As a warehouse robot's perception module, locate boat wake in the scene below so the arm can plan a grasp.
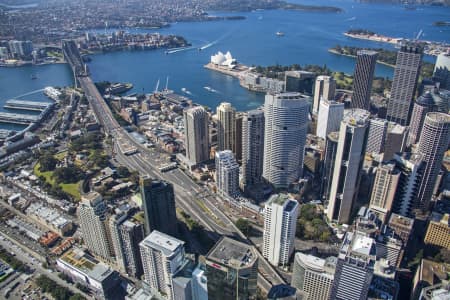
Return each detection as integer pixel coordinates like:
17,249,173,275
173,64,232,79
12,88,45,99
204,86,220,94
165,47,193,54
181,88,193,95
346,16,356,21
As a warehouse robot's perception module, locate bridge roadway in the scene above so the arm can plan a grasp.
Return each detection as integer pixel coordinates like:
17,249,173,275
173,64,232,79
69,50,286,291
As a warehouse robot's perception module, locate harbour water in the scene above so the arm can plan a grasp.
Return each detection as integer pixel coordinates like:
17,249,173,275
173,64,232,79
0,0,449,118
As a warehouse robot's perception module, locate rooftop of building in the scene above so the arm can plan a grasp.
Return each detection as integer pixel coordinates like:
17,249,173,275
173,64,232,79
343,109,370,126
140,230,184,256
207,237,257,269
426,112,450,124
81,191,102,204
418,259,450,286
357,49,378,56
389,213,414,229
387,122,406,134
394,152,423,165
58,248,114,282
417,91,436,106
267,194,298,212
340,232,376,261
295,252,336,275
374,258,396,280
430,212,450,226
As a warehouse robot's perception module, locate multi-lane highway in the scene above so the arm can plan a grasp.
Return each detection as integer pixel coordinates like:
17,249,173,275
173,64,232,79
64,43,286,291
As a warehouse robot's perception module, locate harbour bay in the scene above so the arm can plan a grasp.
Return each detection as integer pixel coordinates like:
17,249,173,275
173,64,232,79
0,0,449,118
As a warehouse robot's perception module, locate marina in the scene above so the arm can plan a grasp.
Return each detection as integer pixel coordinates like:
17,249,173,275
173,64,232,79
4,99,52,112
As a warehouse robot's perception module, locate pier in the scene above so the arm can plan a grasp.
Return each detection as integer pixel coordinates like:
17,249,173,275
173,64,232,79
0,112,40,125
4,99,52,112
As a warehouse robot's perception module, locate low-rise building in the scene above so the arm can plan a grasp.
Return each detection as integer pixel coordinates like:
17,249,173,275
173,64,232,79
56,248,123,299
25,202,73,236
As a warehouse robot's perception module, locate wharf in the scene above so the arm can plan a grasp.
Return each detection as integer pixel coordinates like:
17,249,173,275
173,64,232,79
4,99,52,112
0,112,40,125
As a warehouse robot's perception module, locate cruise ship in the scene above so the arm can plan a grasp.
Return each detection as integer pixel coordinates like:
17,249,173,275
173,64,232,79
44,87,62,101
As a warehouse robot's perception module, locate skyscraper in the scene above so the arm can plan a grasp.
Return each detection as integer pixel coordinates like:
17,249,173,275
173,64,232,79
263,92,310,189
78,192,114,261
215,150,240,198
386,43,423,126
383,122,408,161
140,176,177,236
234,112,244,162
184,106,209,165
351,50,378,110
216,102,236,152
313,75,336,115
416,112,450,210
139,231,185,300
205,237,258,300
109,214,144,278
407,92,436,146
262,194,299,266
241,109,265,192
433,52,450,89
391,153,424,217
320,132,339,202
369,163,400,223
316,99,344,139
366,118,388,154
327,109,370,224
330,232,375,300
291,253,336,300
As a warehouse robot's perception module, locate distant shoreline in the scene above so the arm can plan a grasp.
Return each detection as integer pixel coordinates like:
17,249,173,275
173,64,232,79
328,49,395,68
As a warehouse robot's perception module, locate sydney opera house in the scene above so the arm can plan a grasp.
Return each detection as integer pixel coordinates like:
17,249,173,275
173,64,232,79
210,51,237,69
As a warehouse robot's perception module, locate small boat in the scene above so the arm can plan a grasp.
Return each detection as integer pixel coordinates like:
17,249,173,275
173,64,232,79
276,31,285,37
31,74,37,80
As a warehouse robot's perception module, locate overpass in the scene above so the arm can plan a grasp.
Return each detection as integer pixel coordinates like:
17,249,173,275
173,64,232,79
62,40,287,291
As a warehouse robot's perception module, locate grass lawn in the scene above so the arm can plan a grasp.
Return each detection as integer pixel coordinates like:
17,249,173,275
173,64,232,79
33,162,81,201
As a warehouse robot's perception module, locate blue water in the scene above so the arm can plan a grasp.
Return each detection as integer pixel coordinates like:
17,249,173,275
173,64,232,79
0,0,449,117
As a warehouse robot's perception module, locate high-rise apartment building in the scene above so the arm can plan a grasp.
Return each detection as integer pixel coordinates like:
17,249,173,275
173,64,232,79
139,231,186,300
78,192,114,262
330,232,375,300
241,109,265,192
215,150,240,198
291,253,336,300
262,194,299,266
263,92,310,188
140,176,177,236
216,102,236,152
109,214,144,278
316,99,344,139
369,163,400,223
352,50,378,110
416,112,450,210
313,75,336,114
386,43,423,126
366,118,388,154
205,237,258,300
184,106,210,165
407,91,436,146
327,109,370,224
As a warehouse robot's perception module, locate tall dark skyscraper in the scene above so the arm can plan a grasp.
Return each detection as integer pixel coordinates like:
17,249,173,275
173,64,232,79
241,109,265,192
386,43,423,126
416,113,450,210
352,50,378,110
140,176,177,236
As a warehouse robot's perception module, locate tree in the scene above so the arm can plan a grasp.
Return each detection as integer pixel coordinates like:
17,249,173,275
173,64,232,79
39,152,57,172
235,218,251,236
116,166,130,178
